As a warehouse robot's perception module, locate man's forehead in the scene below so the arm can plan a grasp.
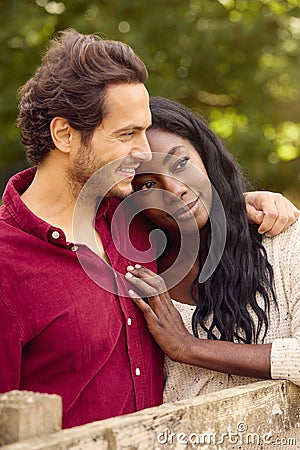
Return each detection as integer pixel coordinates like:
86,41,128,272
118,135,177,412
102,83,151,129
105,83,149,105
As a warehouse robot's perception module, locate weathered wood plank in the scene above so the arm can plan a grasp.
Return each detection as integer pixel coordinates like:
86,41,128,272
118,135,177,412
0,390,62,446
1,381,299,450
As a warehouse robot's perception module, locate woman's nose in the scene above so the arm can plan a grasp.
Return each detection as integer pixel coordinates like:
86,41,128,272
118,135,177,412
162,177,188,204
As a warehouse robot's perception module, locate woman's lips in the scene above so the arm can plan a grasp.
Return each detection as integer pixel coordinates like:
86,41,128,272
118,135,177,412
173,197,200,220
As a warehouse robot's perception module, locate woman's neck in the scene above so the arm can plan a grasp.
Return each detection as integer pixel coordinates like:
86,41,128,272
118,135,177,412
157,226,209,305
157,232,199,306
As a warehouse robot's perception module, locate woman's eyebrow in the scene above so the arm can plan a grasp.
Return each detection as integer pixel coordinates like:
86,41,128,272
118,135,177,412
163,145,185,164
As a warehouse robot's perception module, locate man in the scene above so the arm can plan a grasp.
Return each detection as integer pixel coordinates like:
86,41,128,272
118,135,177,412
0,29,297,429
0,29,163,429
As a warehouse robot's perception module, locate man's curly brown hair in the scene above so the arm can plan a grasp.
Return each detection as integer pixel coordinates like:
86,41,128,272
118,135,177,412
17,29,148,165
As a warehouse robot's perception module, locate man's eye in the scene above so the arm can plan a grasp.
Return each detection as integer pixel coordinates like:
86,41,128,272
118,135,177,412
174,157,189,170
120,132,134,141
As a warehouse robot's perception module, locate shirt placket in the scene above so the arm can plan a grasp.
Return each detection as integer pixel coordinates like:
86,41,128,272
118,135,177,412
96,207,150,410
117,282,147,410
104,249,147,410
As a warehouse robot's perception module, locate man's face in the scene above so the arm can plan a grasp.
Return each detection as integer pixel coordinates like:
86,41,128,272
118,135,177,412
68,83,152,199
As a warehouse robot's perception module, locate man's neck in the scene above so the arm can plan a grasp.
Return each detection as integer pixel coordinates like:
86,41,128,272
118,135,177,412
21,164,76,242
21,164,109,262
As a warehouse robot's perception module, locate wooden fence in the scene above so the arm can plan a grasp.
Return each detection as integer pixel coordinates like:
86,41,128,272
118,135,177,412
1,380,299,449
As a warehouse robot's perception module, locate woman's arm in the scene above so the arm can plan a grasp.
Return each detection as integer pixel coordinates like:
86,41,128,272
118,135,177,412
126,265,271,379
244,191,299,236
126,219,300,384
182,336,271,379
269,220,300,385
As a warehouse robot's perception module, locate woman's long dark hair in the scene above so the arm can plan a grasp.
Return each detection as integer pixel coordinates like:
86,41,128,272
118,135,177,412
149,96,277,344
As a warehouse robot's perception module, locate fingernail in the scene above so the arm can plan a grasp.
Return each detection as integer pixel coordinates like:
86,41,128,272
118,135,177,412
127,265,135,271
135,264,142,269
125,272,133,278
128,289,137,297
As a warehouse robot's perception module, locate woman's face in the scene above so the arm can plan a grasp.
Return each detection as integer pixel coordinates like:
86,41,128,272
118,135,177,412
132,128,211,232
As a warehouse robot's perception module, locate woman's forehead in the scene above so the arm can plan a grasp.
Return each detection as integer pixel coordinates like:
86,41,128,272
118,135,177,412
146,128,188,152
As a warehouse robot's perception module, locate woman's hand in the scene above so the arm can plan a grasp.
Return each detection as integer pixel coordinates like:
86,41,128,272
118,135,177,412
125,265,196,363
244,191,299,237
125,265,271,378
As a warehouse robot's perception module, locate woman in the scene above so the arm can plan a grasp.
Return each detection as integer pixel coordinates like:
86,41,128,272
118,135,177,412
125,96,300,402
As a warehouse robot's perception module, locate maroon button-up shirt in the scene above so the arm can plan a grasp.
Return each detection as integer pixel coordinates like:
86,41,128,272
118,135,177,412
0,168,163,428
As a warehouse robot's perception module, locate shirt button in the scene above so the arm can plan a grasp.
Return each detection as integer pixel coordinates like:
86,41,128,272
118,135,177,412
71,245,78,252
52,230,60,239
135,368,141,376
127,318,132,326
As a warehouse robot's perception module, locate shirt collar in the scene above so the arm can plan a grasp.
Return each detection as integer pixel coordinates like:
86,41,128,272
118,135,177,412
2,167,55,242
3,167,120,245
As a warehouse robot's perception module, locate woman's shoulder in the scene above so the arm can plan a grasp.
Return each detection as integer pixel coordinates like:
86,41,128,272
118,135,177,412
262,217,300,258
263,217,300,243
170,299,196,334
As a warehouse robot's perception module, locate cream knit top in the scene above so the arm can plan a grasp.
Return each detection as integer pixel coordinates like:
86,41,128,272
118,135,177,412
163,219,300,403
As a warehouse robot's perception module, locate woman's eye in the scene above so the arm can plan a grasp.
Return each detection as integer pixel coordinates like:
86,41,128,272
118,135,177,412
133,180,156,191
140,181,156,190
174,157,189,170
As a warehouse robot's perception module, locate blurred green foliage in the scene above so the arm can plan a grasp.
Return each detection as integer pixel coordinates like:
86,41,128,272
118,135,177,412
0,0,299,204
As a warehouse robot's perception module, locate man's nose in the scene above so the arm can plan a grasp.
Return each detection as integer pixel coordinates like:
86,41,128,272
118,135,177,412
131,133,152,162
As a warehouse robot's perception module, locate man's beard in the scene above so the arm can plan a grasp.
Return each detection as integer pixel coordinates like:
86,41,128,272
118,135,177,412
66,144,133,202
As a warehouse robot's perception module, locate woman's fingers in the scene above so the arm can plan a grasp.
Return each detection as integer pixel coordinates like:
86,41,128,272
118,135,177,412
126,265,168,295
128,288,158,319
125,265,173,314
127,282,192,363
125,271,161,297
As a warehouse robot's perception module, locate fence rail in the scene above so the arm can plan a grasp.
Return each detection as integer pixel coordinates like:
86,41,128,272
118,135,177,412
1,380,300,449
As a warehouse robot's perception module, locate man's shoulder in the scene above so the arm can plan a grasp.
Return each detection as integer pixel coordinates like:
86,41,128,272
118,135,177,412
0,203,5,218
0,203,14,231
0,199,29,255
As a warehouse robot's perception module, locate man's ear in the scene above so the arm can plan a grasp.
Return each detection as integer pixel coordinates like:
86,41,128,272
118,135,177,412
50,117,77,154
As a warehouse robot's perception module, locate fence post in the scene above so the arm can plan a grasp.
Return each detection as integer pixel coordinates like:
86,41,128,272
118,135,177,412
0,390,62,446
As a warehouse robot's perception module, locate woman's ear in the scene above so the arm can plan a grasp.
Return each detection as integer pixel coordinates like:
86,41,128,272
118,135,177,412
50,117,76,154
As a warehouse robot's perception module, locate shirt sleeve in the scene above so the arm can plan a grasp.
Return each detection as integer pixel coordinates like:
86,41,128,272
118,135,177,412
271,219,300,385
0,290,23,392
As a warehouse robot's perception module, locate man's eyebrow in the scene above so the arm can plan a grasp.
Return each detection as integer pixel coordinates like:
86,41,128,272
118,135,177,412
163,146,185,164
114,124,148,134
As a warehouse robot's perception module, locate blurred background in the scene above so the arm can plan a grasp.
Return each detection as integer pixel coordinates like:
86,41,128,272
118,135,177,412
0,0,299,204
